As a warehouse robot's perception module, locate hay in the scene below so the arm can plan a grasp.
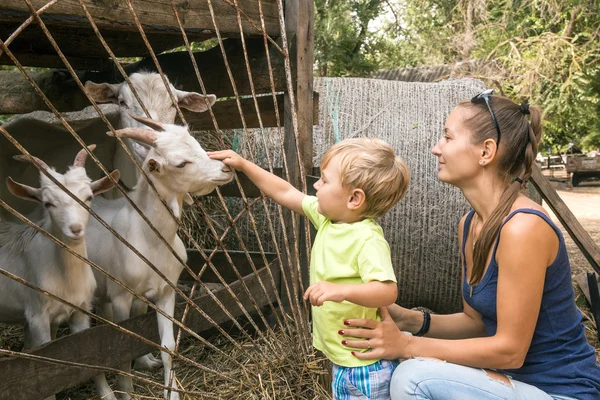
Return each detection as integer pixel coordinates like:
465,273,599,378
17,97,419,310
114,320,330,400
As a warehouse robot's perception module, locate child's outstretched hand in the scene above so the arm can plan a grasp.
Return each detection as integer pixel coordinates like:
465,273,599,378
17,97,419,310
207,150,247,171
304,281,346,306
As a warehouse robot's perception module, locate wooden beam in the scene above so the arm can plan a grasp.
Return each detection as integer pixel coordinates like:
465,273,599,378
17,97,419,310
0,39,286,114
0,22,216,65
0,257,280,400
0,52,114,71
0,0,280,37
280,0,315,305
530,165,600,275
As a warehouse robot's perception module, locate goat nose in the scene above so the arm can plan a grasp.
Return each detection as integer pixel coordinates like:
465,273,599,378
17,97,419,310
70,224,83,236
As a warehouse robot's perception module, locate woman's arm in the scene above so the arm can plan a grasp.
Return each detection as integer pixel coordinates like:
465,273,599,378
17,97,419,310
391,213,487,339
342,212,557,370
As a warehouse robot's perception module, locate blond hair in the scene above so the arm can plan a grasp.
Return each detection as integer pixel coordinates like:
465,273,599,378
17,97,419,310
321,138,410,219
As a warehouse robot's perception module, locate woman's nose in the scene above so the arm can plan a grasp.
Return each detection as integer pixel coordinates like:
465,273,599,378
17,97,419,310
432,141,441,156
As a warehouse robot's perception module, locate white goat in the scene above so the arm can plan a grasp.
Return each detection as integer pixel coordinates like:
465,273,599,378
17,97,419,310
85,71,217,190
85,115,232,400
0,147,120,400
86,71,218,371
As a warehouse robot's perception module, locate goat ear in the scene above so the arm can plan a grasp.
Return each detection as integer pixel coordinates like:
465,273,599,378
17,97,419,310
6,177,42,203
183,193,194,205
85,81,120,104
91,170,120,196
175,90,217,113
147,158,162,173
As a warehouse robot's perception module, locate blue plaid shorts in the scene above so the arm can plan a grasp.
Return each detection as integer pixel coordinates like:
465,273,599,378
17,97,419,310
332,360,399,400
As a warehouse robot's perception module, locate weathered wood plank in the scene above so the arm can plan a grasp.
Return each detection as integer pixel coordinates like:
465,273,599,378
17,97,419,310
0,22,215,66
530,165,600,275
0,39,285,114
279,0,315,308
0,258,280,400
0,52,112,71
0,0,280,37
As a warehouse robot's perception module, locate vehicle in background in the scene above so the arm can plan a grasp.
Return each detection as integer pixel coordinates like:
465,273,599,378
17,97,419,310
564,144,600,187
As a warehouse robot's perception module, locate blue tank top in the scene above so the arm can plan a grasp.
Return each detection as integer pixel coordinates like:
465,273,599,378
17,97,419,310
462,209,600,399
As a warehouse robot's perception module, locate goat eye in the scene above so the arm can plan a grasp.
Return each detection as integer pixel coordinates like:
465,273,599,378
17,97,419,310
44,202,54,208
176,162,188,168
118,100,127,108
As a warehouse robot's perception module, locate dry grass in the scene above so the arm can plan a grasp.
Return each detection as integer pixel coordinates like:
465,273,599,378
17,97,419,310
128,322,330,400
49,316,330,400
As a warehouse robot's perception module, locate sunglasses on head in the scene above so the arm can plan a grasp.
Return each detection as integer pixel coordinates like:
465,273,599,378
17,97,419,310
471,89,501,146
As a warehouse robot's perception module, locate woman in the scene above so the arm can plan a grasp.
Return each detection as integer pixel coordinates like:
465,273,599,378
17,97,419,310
339,90,600,399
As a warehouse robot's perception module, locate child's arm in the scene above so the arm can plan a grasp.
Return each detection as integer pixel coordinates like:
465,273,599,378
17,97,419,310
303,280,397,308
208,150,306,216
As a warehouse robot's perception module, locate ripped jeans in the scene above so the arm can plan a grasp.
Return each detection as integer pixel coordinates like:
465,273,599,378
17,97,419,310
390,358,578,400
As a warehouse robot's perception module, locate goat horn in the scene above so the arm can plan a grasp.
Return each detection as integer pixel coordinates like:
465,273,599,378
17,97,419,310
13,154,49,170
73,144,97,168
107,128,158,147
129,114,165,132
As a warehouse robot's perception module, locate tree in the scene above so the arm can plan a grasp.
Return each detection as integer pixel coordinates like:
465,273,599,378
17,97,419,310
314,0,600,152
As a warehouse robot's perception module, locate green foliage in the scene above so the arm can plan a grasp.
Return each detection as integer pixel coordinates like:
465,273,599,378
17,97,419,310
313,0,600,151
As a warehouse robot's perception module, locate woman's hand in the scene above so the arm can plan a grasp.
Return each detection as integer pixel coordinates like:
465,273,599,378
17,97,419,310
340,307,410,361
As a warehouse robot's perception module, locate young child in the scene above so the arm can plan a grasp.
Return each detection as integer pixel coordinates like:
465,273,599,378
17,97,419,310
208,138,410,400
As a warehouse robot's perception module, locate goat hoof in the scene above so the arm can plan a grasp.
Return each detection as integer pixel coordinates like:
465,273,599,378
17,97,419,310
133,354,163,371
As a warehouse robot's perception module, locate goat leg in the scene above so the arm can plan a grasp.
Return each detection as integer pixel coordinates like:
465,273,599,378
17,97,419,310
156,290,180,400
131,299,163,371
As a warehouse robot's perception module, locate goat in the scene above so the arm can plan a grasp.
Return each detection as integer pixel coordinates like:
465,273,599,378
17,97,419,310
85,71,217,189
85,115,232,400
0,147,120,400
86,71,217,371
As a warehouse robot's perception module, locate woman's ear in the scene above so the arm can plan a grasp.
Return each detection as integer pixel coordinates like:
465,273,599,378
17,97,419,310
347,188,366,211
479,138,498,166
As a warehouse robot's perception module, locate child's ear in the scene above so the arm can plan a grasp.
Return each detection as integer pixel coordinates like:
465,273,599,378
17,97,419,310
347,188,366,211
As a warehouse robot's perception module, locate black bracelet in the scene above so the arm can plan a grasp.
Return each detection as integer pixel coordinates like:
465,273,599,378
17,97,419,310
414,310,431,337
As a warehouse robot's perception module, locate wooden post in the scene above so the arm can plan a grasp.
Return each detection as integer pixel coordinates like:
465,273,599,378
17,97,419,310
281,0,314,307
530,165,600,275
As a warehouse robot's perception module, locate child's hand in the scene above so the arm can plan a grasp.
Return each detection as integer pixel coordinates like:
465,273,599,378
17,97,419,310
303,282,346,306
207,150,247,171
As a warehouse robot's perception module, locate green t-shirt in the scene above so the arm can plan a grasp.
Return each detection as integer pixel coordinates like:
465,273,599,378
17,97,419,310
302,195,397,367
